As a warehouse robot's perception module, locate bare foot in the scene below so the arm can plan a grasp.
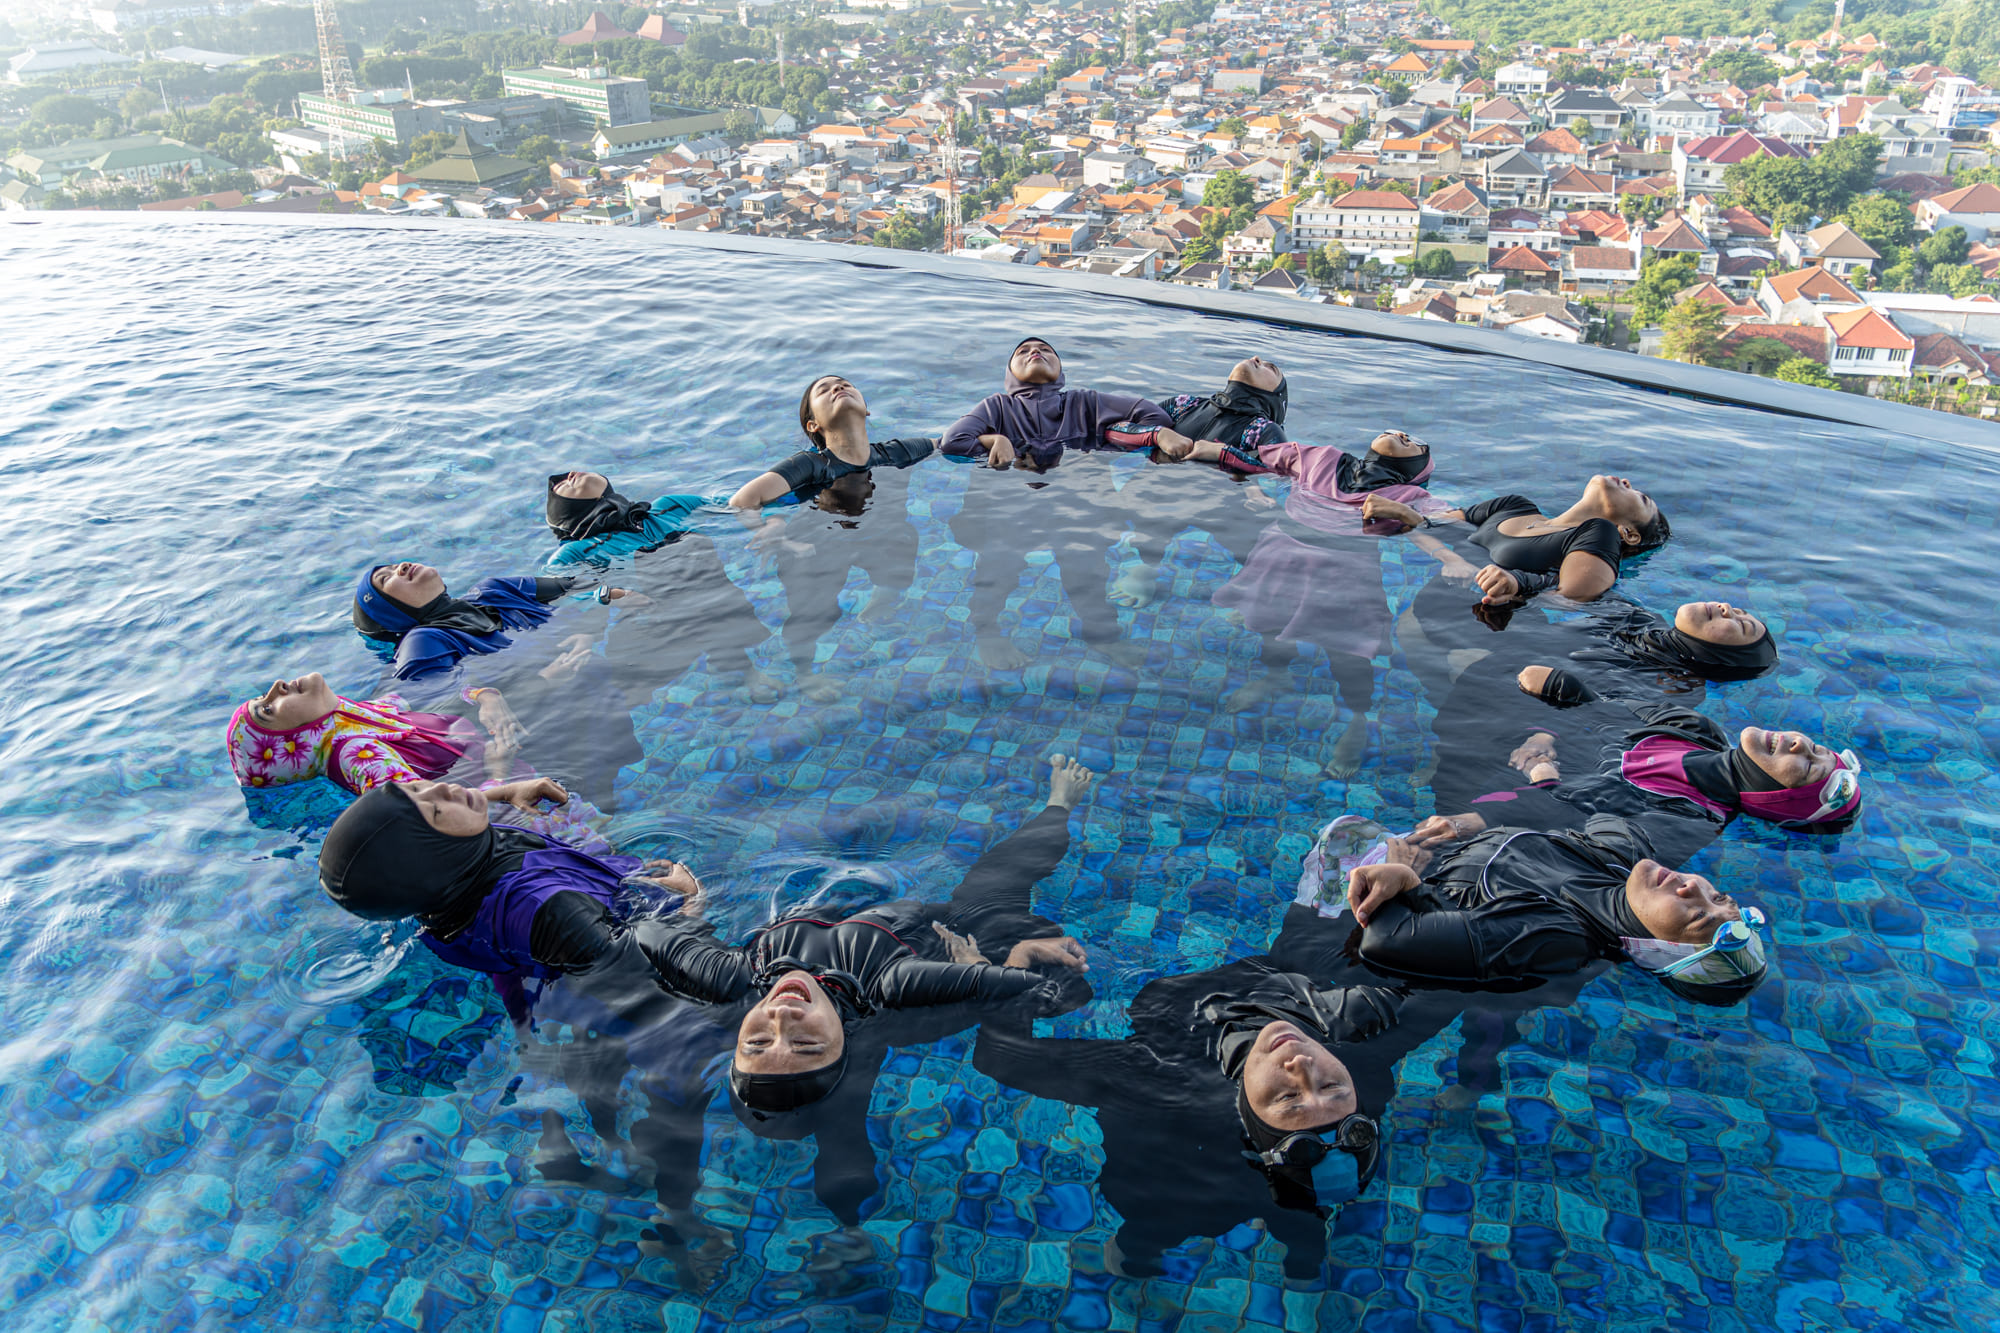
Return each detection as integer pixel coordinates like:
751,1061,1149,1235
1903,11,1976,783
1222,673,1281,714
1047,753,1098,810
1325,716,1369,778
977,634,1029,670
1108,564,1157,609
745,669,780,704
859,585,903,624
799,672,842,702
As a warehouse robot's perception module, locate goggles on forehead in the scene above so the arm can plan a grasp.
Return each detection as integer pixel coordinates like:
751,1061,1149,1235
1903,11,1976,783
1806,752,1862,823
1249,1112,1379,1206
1655,906,1767,983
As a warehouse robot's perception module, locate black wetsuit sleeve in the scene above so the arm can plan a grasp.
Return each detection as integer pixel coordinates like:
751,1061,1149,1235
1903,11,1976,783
1461,495,1538,528
1356,888,1597,983
1575,813,1659,866
1509,569,1561,598
767,449,827,494
873,957,1042,1008
533,577,580,602
1265,903,1356,982
1566,518,1624,570
527,891,624,972
1472,783,1584,832
877,437,938,468
620,917,758,1003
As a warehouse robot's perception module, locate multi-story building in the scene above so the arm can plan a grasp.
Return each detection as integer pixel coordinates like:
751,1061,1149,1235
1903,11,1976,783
5,133,234,185
501,66,652,127
88,0,248,34
298,91,446,146
1295,188,1419,247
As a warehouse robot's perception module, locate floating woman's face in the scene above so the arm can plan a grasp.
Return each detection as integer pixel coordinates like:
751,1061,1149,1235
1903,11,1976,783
395,780,490,837
246,672,338,729
1228,356,1284,391
736,970,846,1074
1675,600,1766,647
1368,429,1426,457
1238,1020,1358,1132
806,375,870,440
1581,474,1658,530
372,561,446,606
1624,859,1741,944
1737,726,1838,789
552,471,609,499
1009,340,1062,385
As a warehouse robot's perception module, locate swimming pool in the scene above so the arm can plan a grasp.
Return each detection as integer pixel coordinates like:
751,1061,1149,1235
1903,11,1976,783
2,216,1997,1331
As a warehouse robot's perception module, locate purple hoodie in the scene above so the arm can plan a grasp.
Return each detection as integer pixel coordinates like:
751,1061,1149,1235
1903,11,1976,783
941,343,1172,469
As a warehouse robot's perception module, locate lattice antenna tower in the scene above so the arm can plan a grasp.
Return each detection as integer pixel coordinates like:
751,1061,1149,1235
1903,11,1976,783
941,111,962,253
777,28,786,84
314,0,358,159
1124,0,1139,69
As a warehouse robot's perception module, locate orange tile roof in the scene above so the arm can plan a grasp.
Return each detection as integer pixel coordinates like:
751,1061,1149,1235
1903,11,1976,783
1826,306,1914,350
1765,267,1863,304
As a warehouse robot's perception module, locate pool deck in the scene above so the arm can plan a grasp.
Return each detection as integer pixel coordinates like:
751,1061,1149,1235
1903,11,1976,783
11,211,1997,449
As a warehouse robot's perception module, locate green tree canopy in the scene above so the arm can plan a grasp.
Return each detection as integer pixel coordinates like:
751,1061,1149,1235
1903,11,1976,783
1202,168,1255,212
29,94,101,135
1305,241,1347,283
1340,117,1370,150
1919,224,1971,268
1410,246,1458,278
1660,298,1726,365
1774,357,1841,389
1631,254,1699,327
1839,193,1916,250
1725,135,1880,225
1218,115,1248,138
1705,51,1779,88
1732,335,1801,372
1929,261,1991,297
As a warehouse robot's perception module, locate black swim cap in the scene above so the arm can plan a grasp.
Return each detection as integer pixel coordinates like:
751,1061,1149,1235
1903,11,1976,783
729,1049,850,1116
318,784,539,935
1236,1084,1382,1213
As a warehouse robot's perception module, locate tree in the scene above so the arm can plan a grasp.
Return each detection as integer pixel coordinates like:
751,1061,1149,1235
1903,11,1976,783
724,108,755,142
1305,241,1347,284
1202,168,1254,212
1181,235,1219,264
1218,115,1248,139
1706,52,1780,88
1814,134,1884,206
244,70,316,114
29,94,100,135
1733,335,1800,374
1725,135,1881,225
1660,298,1726,365
1919,224,1971,269
1631,254,1699,327
1340,118,1370,150
1840,193,1916,250
119,87,160,122
1569,116,1592,140
1411,246,1457,278
1929,262,1991,297
1774,358,1842,389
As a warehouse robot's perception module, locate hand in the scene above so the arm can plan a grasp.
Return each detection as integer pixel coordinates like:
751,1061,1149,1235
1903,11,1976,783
931,920,986,964
1383,836,1433,876
1152,426,1195,461
1362,495,1420,527
1516,665,1552,697
477,692,525,754
1242,486,1276,510
1438,555,1480,582
1346,863,1420,928
538,641,594,682
1474,565,1522,604
1411,812,1483,845
490,776,568,812
1004,935,1089,971
606,588,651,607
560,633,595,653
1509,732,1558,776
1526,760,1560,783
980,433,1017,470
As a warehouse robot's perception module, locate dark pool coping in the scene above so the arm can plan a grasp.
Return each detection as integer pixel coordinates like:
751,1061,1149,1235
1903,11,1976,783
13,210,1998,449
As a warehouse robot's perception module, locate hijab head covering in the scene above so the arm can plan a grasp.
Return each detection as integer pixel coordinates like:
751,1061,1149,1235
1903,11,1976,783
318,783,543,937
1621,908,1770,1007
225,693,467,794
545,474,653,542
1570,603,1778,684
1616,708,1862,832
1171,369,1291,449
1335,436,1435,495
351,567,556,677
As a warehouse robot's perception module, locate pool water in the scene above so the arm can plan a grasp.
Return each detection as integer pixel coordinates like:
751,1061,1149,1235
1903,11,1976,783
2,219,1998,1332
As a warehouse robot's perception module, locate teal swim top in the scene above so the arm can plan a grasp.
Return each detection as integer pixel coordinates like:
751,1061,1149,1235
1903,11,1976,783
544,493,715,568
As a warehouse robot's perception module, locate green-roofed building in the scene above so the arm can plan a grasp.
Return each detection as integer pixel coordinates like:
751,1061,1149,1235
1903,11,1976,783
406,130,536,190
589,112,731,159
6,134,235,187
502,64,652,126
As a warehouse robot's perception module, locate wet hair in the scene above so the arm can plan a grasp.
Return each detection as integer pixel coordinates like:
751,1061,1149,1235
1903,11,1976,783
799,375,841,450
1623,507,1672,557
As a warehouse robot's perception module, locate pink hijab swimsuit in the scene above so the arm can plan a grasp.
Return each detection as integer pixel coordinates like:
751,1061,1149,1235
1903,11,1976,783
226,694,472,794
1619,735,1861,824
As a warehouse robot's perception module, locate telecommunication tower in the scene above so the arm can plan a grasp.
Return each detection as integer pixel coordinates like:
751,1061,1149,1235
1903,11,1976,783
941,113,961,254
314,0,358,158
1124,0,1139,68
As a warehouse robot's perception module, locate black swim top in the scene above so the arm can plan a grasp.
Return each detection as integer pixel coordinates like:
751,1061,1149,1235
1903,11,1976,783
1464,495,1622,575
768,437,937,500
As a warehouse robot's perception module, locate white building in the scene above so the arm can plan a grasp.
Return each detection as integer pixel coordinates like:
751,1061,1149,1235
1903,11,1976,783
1494,63,1550,100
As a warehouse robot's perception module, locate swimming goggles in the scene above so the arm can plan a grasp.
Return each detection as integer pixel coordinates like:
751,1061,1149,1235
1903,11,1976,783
1251,1112,1380,1204
1805,752,1863,823
1655,906,1767,983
